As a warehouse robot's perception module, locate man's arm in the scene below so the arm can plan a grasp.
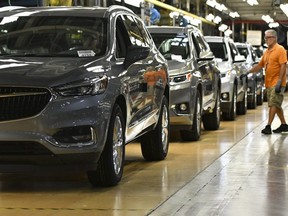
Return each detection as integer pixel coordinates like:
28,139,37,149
249,64,263,73
279,63,286,82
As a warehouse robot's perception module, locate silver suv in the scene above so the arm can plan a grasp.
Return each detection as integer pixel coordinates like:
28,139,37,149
235,42,264,108
0,6,170,186
148,26,221,141
205,36,248,121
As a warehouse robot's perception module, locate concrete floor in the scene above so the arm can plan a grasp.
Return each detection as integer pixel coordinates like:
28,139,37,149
0,95,287,216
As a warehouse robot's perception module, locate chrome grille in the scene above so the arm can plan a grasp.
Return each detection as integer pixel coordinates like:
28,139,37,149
0,87,51,121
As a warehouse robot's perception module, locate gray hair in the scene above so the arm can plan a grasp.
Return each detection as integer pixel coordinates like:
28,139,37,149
265,29,277,38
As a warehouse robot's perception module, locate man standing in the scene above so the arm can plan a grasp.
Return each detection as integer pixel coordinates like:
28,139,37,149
245,29,288,134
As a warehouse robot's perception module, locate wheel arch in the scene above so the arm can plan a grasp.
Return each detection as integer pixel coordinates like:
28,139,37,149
114,95,127,126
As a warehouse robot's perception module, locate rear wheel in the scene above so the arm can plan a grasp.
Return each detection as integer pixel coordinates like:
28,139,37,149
180,90,202,141
203,88,220,130
140,96,169,161
87,104,125,187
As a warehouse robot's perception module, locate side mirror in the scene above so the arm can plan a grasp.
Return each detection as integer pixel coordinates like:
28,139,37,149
124,46,150,69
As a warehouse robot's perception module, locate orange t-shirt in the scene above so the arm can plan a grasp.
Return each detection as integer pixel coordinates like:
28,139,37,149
259,43,287,87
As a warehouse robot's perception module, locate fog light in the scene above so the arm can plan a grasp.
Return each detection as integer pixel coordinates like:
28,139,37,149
222,93,229,100
179,103,187,111
53,126,96,145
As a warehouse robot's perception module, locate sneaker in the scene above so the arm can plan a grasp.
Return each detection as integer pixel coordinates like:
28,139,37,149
273,124,288,133
262,125,272,134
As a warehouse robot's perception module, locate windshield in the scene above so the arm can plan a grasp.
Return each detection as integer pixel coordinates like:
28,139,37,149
237,47,248,58
0,16,107,57
208,42,228,61
151,33,189,60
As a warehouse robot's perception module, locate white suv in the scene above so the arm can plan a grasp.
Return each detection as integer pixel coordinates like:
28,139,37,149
204,36,248,120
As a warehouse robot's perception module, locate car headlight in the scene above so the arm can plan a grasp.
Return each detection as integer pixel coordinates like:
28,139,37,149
55,75,108,96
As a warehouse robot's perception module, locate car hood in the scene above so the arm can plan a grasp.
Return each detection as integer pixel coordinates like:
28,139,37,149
0,56,105,87
167,60,187,76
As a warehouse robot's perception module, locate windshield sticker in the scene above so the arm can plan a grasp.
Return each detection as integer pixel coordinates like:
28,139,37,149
171,54,184,62
77,50,96,57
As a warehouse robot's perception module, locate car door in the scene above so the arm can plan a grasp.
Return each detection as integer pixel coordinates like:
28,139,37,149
114,14,165,141
191,31,213,110
229,41,246,97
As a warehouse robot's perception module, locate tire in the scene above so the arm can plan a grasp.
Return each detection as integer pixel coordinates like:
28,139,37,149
222,85,236,121
203,88,220,130
257,87,263,105
180,90,202,141
87,104,125,187
248,83,257,109
140,96,169,161
237,86,247,115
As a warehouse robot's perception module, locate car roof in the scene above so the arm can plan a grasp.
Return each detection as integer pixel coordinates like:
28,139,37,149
204,36,234,43
147,25,199,35
0,5,133,18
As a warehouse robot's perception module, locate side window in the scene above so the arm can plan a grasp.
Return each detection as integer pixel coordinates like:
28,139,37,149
191,33,201,58
250,46,257,61
229,42,239,60
121,14,149,48
115,17,131,58
193,31,209,53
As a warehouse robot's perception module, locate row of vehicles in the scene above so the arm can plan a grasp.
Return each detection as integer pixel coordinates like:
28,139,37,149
147,26,264,134
0,5,264,187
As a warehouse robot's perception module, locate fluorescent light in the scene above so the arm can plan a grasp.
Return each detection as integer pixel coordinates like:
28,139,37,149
213,16,222,24
247,0,259,6
218,24,228,32
280,4,288,16
261,15,274,23
115,0,143,8
206,0,217,8
224,29,233,36
205,13,215,22
269,22,279,28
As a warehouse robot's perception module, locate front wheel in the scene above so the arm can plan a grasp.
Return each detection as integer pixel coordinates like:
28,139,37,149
222,85,236,121
203,88,221,130
180,90,202,141
248,83,257,109
237,87,247,115
140,96,169,161
87,104,125,187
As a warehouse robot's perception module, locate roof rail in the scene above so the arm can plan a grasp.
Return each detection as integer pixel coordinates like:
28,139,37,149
0,6,26,12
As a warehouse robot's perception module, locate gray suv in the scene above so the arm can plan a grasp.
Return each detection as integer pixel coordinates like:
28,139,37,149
205,36,248,121
148,26,221,141
0,6,170,186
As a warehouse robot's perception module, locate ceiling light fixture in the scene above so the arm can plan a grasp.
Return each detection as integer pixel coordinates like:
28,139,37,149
261,15,274,23
280,4,288,17
269,22,279,28
206,0,240,18
246,0,259,6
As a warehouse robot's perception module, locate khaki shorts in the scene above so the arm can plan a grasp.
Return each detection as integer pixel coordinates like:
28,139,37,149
266,87,285,108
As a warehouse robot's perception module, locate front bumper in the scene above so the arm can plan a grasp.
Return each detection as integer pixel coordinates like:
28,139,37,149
220,76,234,113
169,82,196,128
0,94,110,166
